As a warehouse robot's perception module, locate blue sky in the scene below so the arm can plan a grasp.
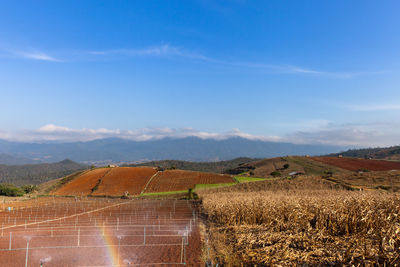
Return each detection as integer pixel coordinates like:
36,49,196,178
0,0,399,146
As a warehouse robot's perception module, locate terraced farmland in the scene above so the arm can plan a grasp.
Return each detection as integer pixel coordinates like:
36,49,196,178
51,167,235,196
91,167,157,196
53,168,111,196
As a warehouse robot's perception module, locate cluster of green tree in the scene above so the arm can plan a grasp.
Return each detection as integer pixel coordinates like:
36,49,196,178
0,159,87,186
0,184,38,197
224,164,255,175
124,157,257,173
328,146,400,159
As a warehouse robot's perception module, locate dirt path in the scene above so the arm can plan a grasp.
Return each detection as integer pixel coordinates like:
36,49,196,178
140,171,160,194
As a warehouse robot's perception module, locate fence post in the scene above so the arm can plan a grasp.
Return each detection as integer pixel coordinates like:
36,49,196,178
181,236,184,263
9,232,12,250
77,228,80,247
143,226,146,245
25,239,30,267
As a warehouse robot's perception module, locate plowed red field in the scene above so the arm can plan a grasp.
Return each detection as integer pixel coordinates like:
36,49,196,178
311,157,400,171
53,168,111,196
92,167,156,196
145,170,235,193
52,167,234,196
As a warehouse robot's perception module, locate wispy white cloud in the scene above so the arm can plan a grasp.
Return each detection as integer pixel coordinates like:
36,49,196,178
1,122,398,147
88,44,376,77
2,44,386,77
0,124,282,143
286,122,400,147
88,44,210,61
14,50,61,62
94,45,390,77
243,64,387,78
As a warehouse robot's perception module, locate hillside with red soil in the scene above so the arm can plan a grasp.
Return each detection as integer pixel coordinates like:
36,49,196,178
311,157,400,171
145,169,235,193
53,168,111,196
51,167,234,196
92,167,157,196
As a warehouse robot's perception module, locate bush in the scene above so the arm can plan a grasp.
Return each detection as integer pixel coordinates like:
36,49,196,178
21,184,37,194
0,184,25,196
283,163,290,169
270,171,281,177
187,188,198,200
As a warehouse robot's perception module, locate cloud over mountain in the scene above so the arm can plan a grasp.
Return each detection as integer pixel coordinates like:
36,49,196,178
0,123,398,147
0,124,282,143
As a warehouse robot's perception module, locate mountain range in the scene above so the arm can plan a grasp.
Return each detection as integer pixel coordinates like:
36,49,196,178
0,153,42,165
0,137,345,164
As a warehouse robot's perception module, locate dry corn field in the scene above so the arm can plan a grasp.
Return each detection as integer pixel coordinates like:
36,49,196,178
199,177,400,266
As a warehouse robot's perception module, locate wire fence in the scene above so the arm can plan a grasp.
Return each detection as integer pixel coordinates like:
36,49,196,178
0,198,199,266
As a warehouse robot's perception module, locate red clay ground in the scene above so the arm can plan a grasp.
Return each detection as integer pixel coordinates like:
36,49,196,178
52,167,235,196
145,170,235,193
311,157,400,171
0,198,201,266
53,168,111,196
92,167,157,196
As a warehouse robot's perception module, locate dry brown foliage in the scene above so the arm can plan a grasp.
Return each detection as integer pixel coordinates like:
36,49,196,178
331,170,400,192
200,177,400,266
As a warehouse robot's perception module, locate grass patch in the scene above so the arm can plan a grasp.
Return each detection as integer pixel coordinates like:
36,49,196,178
141,183,238,196
234,176,266,183
195,183,237,190
141,190,187,196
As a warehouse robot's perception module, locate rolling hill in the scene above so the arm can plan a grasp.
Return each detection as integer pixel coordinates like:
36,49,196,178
311,156,400,171
227,156,400,178
328,146,400,160
225,156,350,177
40,156,400,196
51,166,235,196
125,157,256,173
